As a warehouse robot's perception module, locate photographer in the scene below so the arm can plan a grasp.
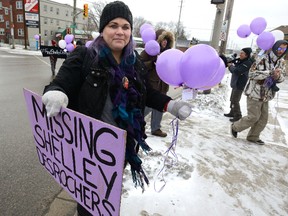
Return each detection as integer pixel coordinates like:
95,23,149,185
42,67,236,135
224,48,253,122
231,40,287,145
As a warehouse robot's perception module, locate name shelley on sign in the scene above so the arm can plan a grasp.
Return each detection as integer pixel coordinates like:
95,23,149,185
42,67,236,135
23,89,127,216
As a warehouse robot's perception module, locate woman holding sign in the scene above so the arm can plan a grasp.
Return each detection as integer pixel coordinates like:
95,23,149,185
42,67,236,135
42,1,192,215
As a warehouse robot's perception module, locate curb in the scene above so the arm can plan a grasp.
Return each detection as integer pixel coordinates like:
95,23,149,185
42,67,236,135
44,189,77,216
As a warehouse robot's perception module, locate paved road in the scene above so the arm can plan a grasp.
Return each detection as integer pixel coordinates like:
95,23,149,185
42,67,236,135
0,47,73,216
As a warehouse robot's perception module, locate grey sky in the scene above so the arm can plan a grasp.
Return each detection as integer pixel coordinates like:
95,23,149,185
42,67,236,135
59,0,288,50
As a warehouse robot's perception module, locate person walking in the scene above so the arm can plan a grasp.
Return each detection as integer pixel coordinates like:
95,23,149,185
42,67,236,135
224,47,253,122
49,39,58,76
41,1,192,215
140,29,175,137
231,40,287,145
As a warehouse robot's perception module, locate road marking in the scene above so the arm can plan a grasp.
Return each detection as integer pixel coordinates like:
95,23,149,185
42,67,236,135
34,55,50,66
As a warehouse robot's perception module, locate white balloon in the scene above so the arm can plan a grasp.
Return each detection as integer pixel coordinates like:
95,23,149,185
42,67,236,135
58,39,67,49
271,30,284,41
91,31,100,39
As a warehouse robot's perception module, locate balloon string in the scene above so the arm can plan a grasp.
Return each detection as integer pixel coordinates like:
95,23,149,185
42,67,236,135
154,118,179,193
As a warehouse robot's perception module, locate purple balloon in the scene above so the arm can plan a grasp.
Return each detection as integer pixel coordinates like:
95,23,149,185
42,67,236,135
65,34,74,44
197,58,225,90
140,23,153,35
66,43,75,52
237,24,251,38
206,58,226,87
180,44,220,89
145,40,160,56
250,17,267,35
85,40,93,47
141,28,156,43
34,34,39,40
256,31,275,50
156,49,184,86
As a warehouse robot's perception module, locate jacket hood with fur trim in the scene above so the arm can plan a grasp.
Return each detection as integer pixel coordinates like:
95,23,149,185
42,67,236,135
272,39,288,58
155,29,175,50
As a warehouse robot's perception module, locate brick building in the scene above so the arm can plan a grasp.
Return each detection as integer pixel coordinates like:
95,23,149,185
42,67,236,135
0,0,89,47
0,0,24,44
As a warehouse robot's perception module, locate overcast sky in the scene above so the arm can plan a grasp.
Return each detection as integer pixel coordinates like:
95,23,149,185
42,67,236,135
58,0,288,50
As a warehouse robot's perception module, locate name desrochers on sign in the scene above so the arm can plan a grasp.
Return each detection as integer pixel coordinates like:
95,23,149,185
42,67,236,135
23,89,126,216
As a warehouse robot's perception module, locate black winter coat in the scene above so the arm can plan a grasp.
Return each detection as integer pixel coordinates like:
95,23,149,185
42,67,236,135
44,46,171,121
228,58,253,90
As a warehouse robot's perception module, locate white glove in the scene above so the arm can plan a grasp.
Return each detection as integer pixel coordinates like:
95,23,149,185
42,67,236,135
42,90,68,117
167,100,192,120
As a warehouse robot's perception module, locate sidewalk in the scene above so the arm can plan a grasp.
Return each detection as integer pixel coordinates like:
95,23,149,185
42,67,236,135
0,43,42,56
44,190,77,216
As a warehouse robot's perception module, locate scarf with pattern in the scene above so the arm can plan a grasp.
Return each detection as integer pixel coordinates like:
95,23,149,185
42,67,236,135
99,46,151,190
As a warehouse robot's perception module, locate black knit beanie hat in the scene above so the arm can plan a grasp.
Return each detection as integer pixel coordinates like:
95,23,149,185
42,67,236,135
99,1,133,33
241,47,252,57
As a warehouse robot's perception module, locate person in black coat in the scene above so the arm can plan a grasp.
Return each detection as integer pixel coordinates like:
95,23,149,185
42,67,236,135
42,1,192,215
140,29,175,137
224,47,253,122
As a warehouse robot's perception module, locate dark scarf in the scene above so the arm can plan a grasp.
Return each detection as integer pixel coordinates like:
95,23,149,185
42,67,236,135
99,46,151,190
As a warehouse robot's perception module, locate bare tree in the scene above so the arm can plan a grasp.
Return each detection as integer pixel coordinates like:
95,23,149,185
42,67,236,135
133,17,151,37
154,21,188,40
80,1,188,42
88,1,107,31
82,1,148,38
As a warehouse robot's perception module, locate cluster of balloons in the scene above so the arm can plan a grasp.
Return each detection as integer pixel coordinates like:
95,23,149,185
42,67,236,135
34,31,100,51
58,34,75,52
156,44,226,90
140,23,160,56
237,17,285,50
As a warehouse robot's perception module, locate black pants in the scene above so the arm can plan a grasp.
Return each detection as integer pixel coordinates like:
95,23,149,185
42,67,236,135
229,88,243,118
49,55,57,76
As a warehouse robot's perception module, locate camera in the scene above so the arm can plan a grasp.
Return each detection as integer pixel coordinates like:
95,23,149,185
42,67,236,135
271,84,280,92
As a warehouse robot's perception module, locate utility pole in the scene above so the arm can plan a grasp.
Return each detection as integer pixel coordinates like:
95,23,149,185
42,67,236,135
210,2,226,52
22,0,27,49
72,0,77,36
9,5,15,49
219,0,234,54
204,0,225,94
176,0,184,41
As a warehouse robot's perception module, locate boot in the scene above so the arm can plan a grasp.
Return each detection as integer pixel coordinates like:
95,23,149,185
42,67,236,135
224,113,234,117
152,129,167,137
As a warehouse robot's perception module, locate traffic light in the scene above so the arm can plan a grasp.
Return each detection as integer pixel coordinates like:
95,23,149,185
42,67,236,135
66,28,71,34
83,4,88,18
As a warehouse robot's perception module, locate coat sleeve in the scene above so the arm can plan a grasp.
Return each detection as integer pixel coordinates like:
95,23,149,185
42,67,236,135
140,50,157,71
229,59,252,76
136,52,172,111
43,46,88,107
145,83,172,112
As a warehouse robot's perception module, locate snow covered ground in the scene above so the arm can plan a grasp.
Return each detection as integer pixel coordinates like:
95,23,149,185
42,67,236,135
120,73,288,216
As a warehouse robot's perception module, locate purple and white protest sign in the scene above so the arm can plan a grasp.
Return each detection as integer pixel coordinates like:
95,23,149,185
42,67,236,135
23,89,127,216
